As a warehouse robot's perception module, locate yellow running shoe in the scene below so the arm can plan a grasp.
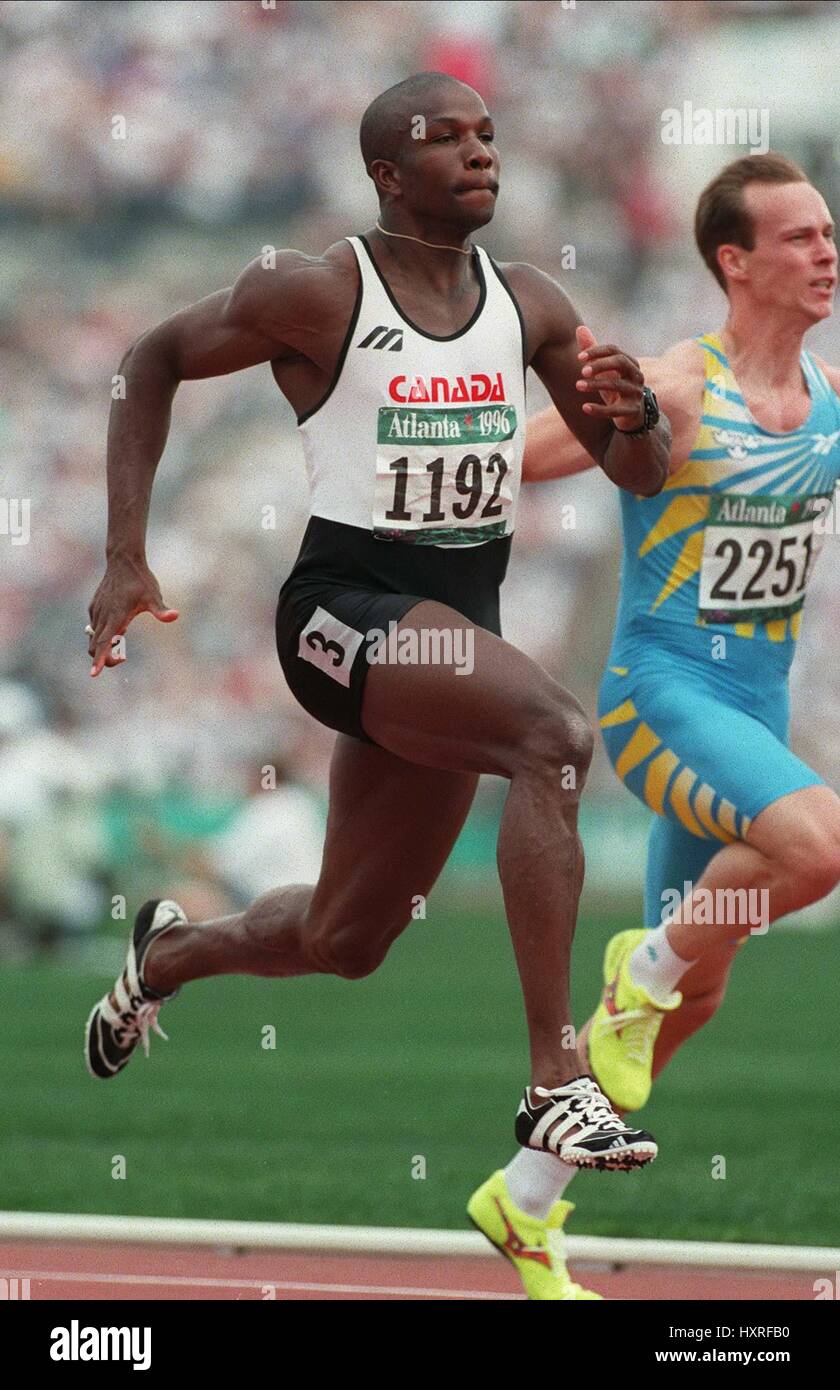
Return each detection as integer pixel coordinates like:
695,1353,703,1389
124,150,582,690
586,928,682,1113
467,1169,602,1300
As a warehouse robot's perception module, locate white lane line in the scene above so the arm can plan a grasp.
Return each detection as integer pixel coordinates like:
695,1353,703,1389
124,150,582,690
0,1268,520,1300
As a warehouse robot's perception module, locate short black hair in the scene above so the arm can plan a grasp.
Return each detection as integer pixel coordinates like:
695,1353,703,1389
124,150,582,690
359,71,474,175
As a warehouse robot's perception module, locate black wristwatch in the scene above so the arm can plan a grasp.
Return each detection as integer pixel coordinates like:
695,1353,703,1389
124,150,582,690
616,386,660,437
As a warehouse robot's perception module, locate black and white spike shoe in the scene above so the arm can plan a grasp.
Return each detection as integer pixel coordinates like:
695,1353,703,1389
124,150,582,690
515,1074,658,1171
85,899,186,1080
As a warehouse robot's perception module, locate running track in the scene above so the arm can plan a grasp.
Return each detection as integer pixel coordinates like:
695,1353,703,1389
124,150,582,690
0,1242,820,1300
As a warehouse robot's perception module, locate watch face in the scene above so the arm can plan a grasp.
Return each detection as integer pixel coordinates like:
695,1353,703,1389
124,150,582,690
645,388,660,425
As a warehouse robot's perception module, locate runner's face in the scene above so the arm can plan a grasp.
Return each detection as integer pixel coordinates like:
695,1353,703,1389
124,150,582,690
738,182,837,322
396,92,500,230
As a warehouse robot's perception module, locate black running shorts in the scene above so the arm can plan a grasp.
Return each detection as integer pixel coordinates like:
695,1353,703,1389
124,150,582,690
275,515,511,743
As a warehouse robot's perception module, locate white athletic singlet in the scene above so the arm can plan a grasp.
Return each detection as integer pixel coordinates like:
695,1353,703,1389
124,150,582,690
297,234,527,550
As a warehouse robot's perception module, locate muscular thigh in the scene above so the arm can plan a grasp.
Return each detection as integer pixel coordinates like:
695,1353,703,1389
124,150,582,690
307,732,478,935
361,599,584,775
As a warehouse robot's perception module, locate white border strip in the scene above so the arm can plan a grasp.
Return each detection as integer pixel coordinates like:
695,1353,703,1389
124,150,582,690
0,1212,836,1272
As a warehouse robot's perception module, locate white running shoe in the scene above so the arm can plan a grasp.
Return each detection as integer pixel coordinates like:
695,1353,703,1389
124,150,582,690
515,1074,658,1170
85,899,185,1080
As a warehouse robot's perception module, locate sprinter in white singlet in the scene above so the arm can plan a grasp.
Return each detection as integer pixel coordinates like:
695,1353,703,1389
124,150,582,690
84,73,671,1300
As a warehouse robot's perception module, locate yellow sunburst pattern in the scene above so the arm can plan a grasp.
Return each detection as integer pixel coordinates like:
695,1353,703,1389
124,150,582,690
617,332,840,646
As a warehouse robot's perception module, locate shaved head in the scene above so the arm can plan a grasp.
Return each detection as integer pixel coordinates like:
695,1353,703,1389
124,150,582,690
358,71,498,231
359,72,477,175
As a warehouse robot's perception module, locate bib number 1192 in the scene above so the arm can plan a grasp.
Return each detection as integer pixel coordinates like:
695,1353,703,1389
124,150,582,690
373,403,518,545
385,452,508,524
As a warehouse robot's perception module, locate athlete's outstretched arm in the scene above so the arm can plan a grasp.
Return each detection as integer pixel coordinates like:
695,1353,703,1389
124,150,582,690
523,345,659,484
88,252,334,676
506,265,670,496
521,400,601,484
525,336,710,485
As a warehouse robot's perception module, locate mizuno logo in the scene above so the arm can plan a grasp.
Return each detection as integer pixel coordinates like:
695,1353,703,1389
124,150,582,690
358,325,403,351
494,1199,551,1267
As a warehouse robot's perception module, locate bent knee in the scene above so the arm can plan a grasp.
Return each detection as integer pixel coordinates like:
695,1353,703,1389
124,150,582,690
775,817,840,905
305,922,394,980
513,692,595,785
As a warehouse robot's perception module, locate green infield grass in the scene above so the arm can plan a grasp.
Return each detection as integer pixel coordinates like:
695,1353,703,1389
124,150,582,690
2,893,837,1247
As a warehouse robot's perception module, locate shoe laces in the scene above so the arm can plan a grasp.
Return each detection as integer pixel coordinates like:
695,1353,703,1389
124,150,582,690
114,998,169,1058
599,1005,663,1064
562,1077,625,1132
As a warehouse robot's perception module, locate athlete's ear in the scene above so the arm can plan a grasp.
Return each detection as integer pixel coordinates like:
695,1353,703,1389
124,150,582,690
370,159,401,201
717,243,748,288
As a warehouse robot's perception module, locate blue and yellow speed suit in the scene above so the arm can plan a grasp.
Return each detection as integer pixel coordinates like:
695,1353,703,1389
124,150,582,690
598,333,840,923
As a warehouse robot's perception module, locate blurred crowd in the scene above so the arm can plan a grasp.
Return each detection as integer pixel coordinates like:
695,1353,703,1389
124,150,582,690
1,0,839,953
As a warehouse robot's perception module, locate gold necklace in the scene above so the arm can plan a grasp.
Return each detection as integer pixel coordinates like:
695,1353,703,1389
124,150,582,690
375,222,472,255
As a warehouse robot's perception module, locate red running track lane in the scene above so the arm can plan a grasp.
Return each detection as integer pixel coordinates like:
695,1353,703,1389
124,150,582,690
0,1242,822,1300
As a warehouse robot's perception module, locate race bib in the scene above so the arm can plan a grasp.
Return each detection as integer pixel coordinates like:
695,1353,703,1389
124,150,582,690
698,491,832,623
373,404,518,546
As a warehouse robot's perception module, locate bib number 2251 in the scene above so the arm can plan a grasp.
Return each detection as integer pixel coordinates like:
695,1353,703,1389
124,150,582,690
698,491,831,623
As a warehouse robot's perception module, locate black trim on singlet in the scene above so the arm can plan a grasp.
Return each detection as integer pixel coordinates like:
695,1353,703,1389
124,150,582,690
296,264,363,426
486,255,529,386
357,234,487,342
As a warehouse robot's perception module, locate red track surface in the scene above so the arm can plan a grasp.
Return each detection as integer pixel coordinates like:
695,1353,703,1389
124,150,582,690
0,1241,819,1300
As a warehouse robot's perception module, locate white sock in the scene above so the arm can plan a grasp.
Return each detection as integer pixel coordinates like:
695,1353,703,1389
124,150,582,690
503,1147,577,1219
629,924,695,1002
